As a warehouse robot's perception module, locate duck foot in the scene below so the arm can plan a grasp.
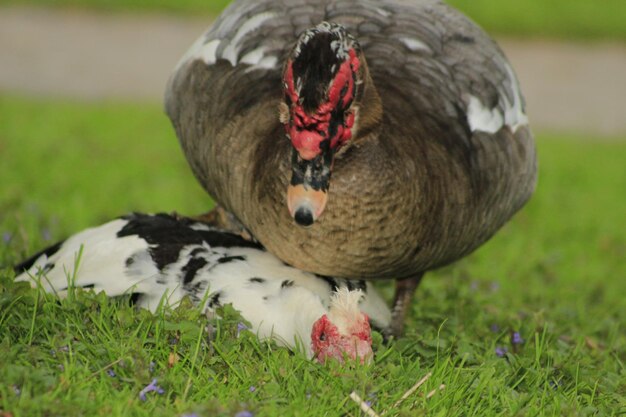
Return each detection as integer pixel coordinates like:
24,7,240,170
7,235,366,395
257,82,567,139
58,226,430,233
384,273,424,340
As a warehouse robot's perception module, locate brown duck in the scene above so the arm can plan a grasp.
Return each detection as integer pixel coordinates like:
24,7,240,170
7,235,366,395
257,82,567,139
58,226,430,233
165,0,537,336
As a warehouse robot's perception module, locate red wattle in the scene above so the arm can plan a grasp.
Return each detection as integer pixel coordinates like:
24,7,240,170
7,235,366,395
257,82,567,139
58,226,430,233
290,127,323,160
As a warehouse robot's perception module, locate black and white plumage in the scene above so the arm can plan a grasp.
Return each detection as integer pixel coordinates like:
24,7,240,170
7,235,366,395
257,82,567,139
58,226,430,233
14,213,390,362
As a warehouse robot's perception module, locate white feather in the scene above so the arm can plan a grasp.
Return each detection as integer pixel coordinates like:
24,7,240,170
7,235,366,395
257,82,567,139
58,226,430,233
466,62,529,134
222,12,276,65
399,37,431,53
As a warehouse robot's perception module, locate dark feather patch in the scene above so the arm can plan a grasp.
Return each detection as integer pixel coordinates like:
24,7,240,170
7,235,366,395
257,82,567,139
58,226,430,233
316,274,339,292
195,230,262,250
207,291,222,308
281,280,294,288
14,240,64,273
116,213,259,271
292,31,342,112
249,277,266,284
117,213,205,270
181,257,208,285
349,280,368,293
217,255,245,264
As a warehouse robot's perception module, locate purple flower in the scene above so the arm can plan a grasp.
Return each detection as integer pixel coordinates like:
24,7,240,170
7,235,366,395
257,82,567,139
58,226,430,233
495,346,508,357
139,379,165,401
181,414,199,417
2,232,12,244
234,411,253,417
365,401,372,407
490,324,500,333
249,386,256,393
512,332,524,345
237,322,249,337
107,369,116,377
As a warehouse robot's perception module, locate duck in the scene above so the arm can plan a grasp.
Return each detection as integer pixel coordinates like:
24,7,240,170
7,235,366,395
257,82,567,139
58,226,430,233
14,212,391,363
164,0,537,336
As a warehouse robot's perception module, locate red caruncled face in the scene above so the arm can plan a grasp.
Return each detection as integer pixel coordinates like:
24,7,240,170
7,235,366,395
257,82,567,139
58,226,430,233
311,313,373,364
283,49,359,161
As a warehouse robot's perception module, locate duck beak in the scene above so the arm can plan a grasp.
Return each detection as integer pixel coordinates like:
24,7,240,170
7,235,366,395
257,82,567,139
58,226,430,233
287,148,332,226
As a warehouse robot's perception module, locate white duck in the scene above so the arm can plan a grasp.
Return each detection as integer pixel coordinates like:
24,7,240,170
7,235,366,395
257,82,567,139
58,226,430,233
14,212,390,363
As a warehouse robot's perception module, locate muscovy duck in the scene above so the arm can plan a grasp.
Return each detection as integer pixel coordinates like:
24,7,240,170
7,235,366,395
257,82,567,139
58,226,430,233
15,213,391,363
165,0,537,336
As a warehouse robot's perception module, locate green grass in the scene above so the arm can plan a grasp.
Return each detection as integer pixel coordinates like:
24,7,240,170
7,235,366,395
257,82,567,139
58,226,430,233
0,95,625,416
1,0,626,40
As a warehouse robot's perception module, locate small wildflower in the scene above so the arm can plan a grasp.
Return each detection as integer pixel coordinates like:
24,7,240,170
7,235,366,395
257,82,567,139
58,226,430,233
365,401,372,407
107,369,116,377
512,332,524,345
181,414,199,417
495,346,508,357
490,324,500,333
149,361,156,373
2,232,12,244
237,322,249,337
249,386,256,393
139,378,165,401
234,411,253,417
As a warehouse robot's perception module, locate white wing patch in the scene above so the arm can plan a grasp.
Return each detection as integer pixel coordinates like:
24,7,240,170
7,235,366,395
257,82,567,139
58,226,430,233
174,12,278,71
222,12,276,65
375,7,391,17
467,95,504,134
399,37,431,53
502,62,529,132
466,62,529,134
240,46,278,73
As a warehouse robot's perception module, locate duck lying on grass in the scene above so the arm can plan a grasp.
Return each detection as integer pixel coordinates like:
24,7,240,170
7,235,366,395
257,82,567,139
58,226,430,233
14,212,390,364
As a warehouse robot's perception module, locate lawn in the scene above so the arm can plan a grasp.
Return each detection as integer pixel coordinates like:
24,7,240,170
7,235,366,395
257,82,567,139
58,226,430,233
0,95,625,416
1,0,626,40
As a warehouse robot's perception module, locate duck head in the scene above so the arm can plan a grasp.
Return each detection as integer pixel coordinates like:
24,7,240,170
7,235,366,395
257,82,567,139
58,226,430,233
280,22,368,226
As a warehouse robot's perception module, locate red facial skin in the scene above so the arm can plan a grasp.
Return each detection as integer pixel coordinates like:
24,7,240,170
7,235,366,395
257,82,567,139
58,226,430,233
283,49,359,160
311,313,373,364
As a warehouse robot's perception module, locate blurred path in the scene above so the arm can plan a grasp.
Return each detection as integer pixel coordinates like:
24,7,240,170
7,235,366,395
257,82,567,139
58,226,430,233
1,6,625,137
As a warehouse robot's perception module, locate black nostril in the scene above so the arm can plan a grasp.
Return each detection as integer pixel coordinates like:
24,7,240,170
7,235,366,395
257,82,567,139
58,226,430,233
294,207,314,226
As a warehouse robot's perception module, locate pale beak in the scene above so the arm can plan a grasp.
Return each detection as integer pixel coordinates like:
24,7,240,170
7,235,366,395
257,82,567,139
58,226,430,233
287,148,332,226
